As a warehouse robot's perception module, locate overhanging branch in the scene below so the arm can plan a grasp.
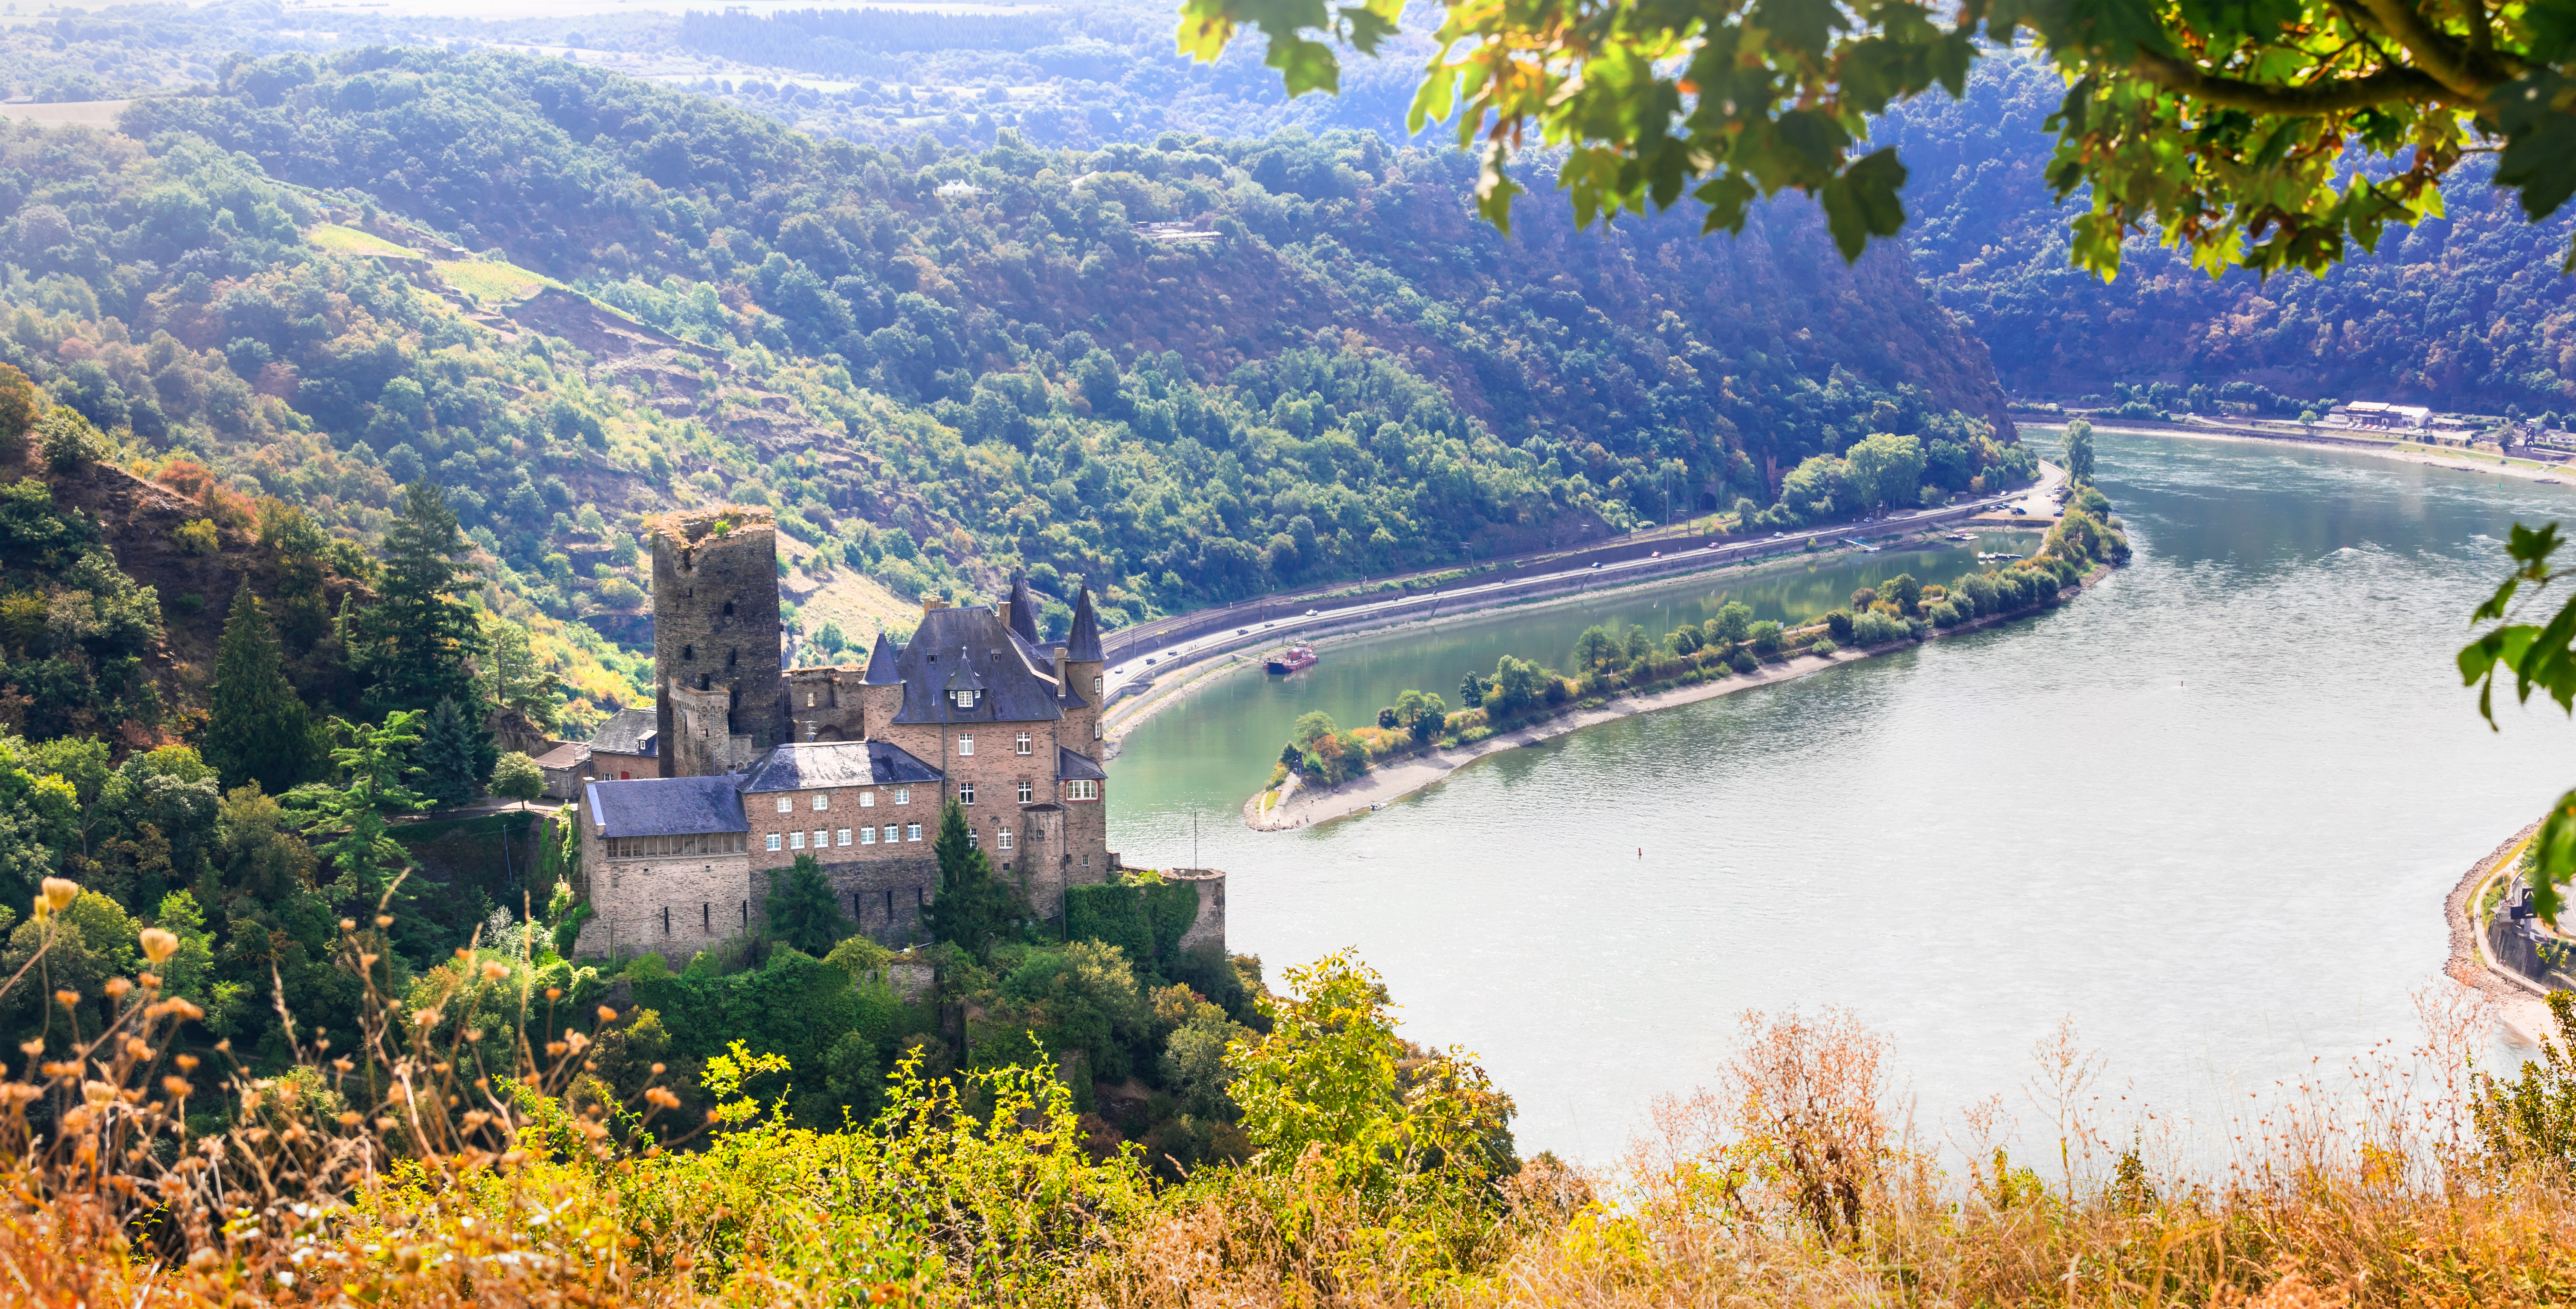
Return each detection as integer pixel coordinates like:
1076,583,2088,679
2133,49,2466,114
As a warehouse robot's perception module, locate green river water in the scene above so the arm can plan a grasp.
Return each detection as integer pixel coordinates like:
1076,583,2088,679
1107,429,2576,1159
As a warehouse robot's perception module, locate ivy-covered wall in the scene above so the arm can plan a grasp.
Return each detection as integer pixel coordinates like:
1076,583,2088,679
1065,877,1201,971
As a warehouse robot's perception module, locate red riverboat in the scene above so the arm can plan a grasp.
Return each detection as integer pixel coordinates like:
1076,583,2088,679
1266,646,1318,674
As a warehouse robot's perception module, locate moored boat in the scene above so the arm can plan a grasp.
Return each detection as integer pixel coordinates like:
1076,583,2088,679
1266,646,1318,674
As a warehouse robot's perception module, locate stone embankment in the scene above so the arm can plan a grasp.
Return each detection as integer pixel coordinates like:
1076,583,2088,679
1243,567,2109,831
2444,821,2565,1045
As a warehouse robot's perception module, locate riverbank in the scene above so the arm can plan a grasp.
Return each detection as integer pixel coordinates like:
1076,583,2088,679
2071,420,2576,486
1100,522,2048,754
1244,565,2109,831
2444,821,2563,1045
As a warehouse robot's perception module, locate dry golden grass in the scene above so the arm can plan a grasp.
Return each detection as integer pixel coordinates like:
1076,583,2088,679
1,869,2572,1308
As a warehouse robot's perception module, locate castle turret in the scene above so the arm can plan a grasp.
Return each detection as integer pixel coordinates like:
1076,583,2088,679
1007,574,1040,645
858,629,903,741
1060,585,1106,746
651,507,789,776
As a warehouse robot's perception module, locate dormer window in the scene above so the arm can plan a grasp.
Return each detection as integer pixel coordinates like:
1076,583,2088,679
951,689,979,710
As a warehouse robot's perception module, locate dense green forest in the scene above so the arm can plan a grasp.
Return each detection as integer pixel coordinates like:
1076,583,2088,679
7,45,2018,659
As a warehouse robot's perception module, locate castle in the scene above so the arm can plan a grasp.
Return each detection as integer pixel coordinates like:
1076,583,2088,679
568,506,1195,960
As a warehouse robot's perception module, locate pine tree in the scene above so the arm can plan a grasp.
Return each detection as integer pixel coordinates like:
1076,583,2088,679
363,481,485,717
415,696,482,810
763,853,850,956
922,800,1020,957
204,583,315,796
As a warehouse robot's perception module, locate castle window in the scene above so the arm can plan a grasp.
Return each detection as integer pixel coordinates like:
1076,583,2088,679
682,645,694,661
723,600,736,617
812,792,829,811
893,787,911,805
776,797,793,814
860,790,876,807
837,828,852,846
1065,779,1100,801
958,734,975,756
790,831,805,850
905,823,922,842
882,824,899,843
697,674,712,691
861,826,877,845
966,828,979,850
1094,676,1103,696
728,648,739,668
1017,781,1033,803
1015,732,1031,755
951,689,979,710
766,834,783,852
806,692,816,708
813,829,828,850
958,782,975,804
996,828,1013,851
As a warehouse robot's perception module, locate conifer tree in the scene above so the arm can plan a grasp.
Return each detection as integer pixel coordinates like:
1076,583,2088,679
764,853,850,956
204,584,315,797
922,800,1020,957
363,481,485,717
414,696,482,810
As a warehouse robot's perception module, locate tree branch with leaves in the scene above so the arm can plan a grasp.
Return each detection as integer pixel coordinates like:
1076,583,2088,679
1178,0,2576,273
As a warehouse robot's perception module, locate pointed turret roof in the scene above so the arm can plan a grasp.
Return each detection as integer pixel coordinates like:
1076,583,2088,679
1007,574,1040,643
1065,585,1104,662
862,630,903,685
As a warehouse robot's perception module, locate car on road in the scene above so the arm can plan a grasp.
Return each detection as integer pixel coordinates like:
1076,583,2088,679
1772,531,1786,538
1236,628,1248,635
2010,506,2028,516
1144,657,1158,666
1111,667,1124,674
1588,561,1603,569
1304,608,1318,616
1705,542,1721,550
1650,550,1662,558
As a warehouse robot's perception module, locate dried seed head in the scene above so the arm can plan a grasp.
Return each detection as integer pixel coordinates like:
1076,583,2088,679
40,878,77,914
139,927,178,965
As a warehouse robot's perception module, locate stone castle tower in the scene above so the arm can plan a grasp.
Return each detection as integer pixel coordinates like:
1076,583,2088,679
651,507,789,777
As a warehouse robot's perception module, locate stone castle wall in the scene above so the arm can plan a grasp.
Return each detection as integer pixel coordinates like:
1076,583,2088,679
653,511,787,774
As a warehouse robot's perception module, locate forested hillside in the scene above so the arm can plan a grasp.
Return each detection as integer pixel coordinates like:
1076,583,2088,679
0,48,2019,680
1878,50,2576,409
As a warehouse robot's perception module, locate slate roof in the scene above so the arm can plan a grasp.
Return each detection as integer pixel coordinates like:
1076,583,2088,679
1057,746,1108,782
585,776,747,838
891,604,1066,725
1007,575,1040,644
862,631,902,685
588,708,658,758
1065,586,1103,662
736,740,943,793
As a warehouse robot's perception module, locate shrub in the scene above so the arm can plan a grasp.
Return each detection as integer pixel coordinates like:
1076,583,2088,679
1729,649,1758,674
1810,637,1837,656
1851,611,1908,645
1748,620,1783,657
1826,609,1854,641
172,518,219,556
1929,600,1963,628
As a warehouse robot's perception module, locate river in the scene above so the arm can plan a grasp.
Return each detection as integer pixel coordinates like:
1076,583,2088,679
1106,429,2576,1160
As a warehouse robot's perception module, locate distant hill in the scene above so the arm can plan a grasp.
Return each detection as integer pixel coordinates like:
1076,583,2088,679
1877,50,2576,412
81,50,2019,632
